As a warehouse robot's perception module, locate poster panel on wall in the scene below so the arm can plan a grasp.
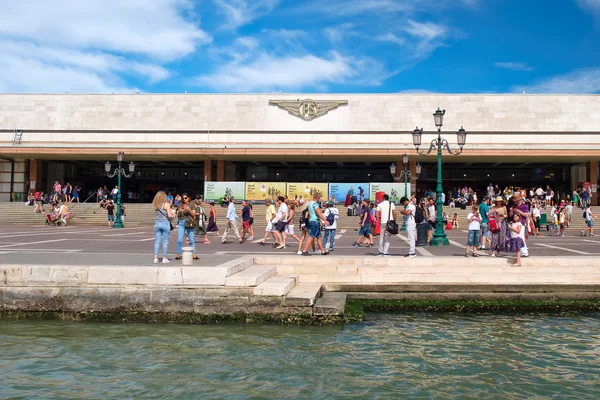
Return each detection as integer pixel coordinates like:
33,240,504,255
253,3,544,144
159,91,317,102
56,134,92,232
369,183,410,203
328,183,370,204
286,182,329,200
203,181,246,201
245,182,287,201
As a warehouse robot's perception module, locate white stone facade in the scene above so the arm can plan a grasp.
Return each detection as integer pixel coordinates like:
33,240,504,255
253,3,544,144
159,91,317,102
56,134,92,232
0,94,599,156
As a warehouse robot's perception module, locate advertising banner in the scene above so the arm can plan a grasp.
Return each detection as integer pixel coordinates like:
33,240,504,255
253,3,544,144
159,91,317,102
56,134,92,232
369,183,410,203
203,181,246,201
287,182,328,200
245,182,286,201
328,183,370,204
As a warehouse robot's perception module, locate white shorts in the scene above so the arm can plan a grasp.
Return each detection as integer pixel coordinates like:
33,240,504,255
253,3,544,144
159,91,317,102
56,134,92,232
545,196,552,200
266,222,273,232
285,224,294,235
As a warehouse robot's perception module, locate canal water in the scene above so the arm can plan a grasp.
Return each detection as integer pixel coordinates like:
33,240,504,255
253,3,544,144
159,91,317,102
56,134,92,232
1,313,599,399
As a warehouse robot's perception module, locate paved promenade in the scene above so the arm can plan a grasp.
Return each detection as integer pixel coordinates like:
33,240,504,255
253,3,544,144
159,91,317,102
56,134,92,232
0,225,598,266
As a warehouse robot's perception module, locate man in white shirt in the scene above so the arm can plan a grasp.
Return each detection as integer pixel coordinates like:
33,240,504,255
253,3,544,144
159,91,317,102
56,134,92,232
399,196,417,257
582,205,597,237
273,196,289,249
221,196,243,244
535,186,544,204
376,194,397,256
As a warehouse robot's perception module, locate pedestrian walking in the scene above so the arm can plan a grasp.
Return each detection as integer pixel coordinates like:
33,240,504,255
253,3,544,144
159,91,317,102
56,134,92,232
206,201,219,236
152,191,172,264
258,199,277,245
240,200,252,241
284,202,301,246
323,201,339,251
581,205,597,236
272,196,289,249
301,193,330,256
466,205,482,257
376,194,396,256
221,196,243,244
353,199,373,248
399,196,416,257
106,200,115,227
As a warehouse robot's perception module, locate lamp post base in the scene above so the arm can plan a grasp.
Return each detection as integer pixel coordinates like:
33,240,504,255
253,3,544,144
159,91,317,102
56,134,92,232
430,233,449,246
112,220,125,229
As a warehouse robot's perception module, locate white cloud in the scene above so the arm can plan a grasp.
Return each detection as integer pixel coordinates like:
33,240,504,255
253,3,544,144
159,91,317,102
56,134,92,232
213,0,279,29
577,0,600,14
0,0,207,93
494,62,533,71
516,68,600,94
0,54,133,93
376,33,406,46
0,0,210,61
403,20,446,40
195,52,382,92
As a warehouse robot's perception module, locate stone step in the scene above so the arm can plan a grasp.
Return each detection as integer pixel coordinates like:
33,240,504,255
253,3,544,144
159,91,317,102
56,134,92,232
284,283,323,307
225,265,277,287
253,274,298,296
313,292,347,316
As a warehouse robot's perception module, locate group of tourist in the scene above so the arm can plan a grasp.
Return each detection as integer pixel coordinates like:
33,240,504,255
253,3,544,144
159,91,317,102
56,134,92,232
29,182,81,212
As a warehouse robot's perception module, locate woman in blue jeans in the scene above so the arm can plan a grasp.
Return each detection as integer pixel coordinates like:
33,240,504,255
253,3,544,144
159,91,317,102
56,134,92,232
153,191,173,264
175,193,198,260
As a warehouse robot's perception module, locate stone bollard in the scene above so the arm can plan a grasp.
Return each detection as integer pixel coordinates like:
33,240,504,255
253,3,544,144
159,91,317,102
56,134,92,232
181,246,194,266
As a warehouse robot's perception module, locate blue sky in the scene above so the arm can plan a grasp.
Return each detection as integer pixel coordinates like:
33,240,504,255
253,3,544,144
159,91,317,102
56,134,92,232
1,0,599,93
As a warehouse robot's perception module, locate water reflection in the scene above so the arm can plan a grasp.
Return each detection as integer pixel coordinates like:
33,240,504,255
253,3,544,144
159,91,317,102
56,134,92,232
1,314,599,399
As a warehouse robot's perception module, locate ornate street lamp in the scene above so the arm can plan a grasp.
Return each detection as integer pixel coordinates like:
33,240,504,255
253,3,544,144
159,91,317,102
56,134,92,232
105,151,135,229
412,109,467,246
390,154,421,231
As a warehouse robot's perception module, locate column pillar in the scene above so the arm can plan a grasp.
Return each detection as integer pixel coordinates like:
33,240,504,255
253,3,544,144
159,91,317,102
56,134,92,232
216,160,225,182
409,160,418,198
29,159,43,192
394,159,403,180
587,161,598,206
204,160,212,181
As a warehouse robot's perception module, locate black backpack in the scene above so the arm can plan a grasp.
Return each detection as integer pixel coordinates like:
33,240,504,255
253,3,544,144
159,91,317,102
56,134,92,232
300,208,310,224
583,210,587,219
326,209,336,225
414,206,425,224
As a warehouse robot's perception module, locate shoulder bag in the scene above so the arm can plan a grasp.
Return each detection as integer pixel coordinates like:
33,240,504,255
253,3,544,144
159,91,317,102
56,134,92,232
385,201,399,235
159,209,175,231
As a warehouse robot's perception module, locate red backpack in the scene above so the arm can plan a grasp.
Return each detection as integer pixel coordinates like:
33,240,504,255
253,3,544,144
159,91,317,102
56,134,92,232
488,210,501,232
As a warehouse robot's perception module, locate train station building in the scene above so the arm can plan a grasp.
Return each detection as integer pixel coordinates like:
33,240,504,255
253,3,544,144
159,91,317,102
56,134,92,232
0,93,598,204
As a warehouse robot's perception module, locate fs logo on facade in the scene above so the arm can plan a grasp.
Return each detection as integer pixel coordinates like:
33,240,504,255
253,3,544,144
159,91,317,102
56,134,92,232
268,99,348,121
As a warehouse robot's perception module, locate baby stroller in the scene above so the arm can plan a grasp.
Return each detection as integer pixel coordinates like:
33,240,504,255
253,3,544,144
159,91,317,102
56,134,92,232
45,212,63,226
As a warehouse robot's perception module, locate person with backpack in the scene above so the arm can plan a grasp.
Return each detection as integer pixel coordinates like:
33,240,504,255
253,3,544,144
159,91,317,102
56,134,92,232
353,199,374,248
323,201,339,252
581,205,598,237
301,192,330,256
376,194,397,256
489,196,509,257
296,202,316,255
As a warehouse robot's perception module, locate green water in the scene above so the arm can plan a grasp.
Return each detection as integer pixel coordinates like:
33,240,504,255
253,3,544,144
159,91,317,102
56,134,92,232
1,314,599,399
